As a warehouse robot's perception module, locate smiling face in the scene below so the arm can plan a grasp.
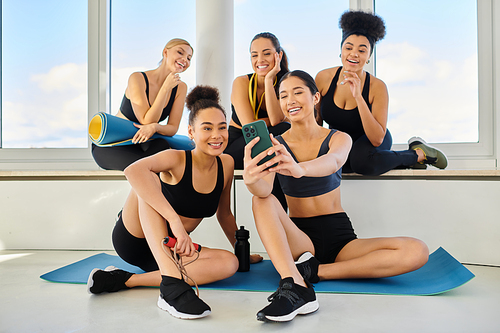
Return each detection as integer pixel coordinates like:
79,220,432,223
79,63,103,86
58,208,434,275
165,44,193,73
250,37,277,76
341,34,371,70
279,76,320,122
188,107,228,155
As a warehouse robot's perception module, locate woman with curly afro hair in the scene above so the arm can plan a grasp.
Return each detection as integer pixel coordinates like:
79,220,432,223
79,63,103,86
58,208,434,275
315,11,448,175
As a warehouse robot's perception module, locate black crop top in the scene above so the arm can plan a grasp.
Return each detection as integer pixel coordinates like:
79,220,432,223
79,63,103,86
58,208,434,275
275,130,341,198
120,72,178,124
161,150,224,218
320,67,371,143
231,73,277,127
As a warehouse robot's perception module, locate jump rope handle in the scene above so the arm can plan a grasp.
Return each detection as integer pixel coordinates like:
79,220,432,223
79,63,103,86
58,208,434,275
163,236,202,252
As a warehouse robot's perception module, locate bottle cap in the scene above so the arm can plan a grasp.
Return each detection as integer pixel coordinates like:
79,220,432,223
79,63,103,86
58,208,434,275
235,225,249,239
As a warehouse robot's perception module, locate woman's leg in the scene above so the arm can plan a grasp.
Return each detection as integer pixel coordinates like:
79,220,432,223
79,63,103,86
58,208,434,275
91,139,170,171
252,195,314,287
119,189,237,287
349,130,419,176
317,237,429,280
124,248,238,287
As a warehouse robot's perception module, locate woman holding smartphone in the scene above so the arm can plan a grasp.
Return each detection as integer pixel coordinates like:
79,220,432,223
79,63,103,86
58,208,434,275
244,70,428,322
316,11,447,175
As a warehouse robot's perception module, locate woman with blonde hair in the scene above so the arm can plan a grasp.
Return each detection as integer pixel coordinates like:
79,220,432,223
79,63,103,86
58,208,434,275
92,38,193,171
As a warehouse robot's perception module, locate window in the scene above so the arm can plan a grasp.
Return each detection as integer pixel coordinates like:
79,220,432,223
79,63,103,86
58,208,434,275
1,0,88,148
110,0,196,136
375,0,478,144
234,0,346,80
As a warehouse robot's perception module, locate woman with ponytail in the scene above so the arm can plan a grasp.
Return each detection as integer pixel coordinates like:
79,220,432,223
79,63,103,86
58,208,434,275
225,32,291,170
225,32,291,208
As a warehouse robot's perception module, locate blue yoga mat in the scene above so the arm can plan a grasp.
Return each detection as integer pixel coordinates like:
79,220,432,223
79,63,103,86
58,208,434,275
40,247,474,296
88,112,194,150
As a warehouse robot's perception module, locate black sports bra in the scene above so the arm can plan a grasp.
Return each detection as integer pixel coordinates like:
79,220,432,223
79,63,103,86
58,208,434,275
160,150,224,219
320,67,371,143
120,72,178,124
276,130,341,198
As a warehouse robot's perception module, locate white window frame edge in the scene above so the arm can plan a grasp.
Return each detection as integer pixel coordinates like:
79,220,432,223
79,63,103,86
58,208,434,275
0,0,496,170
0,0,107,170
352,0,497,169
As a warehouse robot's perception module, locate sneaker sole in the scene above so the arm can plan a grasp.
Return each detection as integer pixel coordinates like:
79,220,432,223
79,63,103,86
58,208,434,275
295,252,314,265
408,137,448,169
258,300,319,322
87,266,120,294
157,295,211,320
87,268,101,294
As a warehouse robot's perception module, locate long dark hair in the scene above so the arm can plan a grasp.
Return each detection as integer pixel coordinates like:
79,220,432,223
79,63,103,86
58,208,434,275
250,32,289,81
279,70,319,95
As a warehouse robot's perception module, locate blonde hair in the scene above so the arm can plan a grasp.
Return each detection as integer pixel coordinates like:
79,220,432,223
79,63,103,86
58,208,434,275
165,38,193,52
159,38,193,65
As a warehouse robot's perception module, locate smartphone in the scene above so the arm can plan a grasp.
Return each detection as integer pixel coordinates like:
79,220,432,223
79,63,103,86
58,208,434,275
242,120,277,168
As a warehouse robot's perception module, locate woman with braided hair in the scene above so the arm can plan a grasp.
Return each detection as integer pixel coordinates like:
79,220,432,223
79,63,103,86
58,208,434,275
316,11,448,175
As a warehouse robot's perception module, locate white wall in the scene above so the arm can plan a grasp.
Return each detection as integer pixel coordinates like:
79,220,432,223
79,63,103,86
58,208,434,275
1,178,499,266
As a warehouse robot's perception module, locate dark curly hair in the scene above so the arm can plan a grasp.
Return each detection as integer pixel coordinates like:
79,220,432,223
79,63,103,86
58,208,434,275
339,10,386,55
186,85,226,126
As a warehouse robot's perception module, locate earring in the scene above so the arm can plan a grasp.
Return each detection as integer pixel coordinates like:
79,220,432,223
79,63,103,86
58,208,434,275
339,54,341,58
367,59,370,64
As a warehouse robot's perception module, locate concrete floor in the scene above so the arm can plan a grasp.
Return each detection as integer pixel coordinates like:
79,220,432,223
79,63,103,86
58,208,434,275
1,250,499,333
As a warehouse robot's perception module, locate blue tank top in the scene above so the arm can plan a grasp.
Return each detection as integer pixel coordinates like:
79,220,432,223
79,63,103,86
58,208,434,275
276,130,342,198
160,150,224,218
320,67,371,143
120,72,178,124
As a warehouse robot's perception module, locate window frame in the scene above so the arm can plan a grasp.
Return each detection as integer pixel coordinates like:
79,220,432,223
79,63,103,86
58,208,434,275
354,0,495,168
0,0,497,170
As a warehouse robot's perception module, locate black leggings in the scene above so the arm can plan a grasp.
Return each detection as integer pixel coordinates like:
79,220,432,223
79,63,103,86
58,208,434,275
225,122,290,210
344,130,418,176
91,139,170,171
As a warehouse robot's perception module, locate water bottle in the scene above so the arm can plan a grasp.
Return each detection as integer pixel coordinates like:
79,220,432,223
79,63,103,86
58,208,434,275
235,226,250,272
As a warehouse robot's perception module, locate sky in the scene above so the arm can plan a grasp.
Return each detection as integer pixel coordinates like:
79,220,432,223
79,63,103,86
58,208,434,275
1,0,478,148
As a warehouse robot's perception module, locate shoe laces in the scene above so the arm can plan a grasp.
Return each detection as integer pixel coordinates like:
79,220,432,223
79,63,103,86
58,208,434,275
267,281,300,305
162,240,200,297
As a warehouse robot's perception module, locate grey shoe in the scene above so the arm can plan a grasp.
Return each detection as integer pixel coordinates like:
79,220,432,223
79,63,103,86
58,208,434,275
408,137,448,169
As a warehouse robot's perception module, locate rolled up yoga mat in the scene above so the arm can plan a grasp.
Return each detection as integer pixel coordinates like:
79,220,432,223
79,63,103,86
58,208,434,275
88,112,194,150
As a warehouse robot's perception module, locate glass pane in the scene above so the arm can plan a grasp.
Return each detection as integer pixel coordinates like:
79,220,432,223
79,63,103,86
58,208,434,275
375,0,478,144
234,0,346,81
1,0,88,148
110,0,196,136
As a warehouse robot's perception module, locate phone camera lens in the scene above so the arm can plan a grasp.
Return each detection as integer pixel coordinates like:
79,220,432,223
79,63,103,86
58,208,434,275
250,129,255,134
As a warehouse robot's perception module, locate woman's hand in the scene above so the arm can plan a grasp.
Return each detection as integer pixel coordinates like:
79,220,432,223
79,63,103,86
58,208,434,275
162,71,181,92
250,254,264,264
266,135,305,178
341,70,362,99
265,52,282,81
132,123,157,144
169,221,196,257
242,136,275,186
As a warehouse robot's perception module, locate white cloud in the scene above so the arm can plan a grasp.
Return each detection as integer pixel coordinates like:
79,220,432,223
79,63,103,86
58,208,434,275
31,63,87,93
3,63,88,148
376,42,478,143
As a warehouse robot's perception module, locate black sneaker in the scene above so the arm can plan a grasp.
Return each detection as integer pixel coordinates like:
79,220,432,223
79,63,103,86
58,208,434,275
257,277,319,322
408,137,448,169
157,276,211,320
87,266,133,294
295,252,320,284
